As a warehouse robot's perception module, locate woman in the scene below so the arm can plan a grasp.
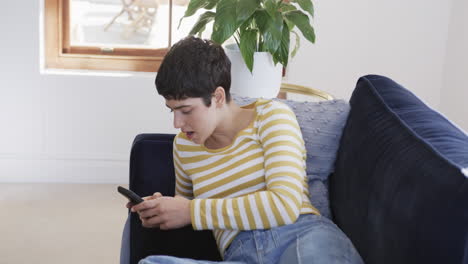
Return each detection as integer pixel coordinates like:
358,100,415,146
128,36,363,264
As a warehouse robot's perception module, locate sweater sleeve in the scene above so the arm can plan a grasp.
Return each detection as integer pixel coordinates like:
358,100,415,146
190,102,308,230
173,139,194,199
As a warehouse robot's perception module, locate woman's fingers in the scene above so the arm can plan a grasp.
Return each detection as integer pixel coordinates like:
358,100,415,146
131,199,157,212
138,206,161,218
141,214,164,228
141,192,163,201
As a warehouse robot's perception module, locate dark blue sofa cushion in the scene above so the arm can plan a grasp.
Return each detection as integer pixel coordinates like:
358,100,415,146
331,75,468,264
129,134,221,264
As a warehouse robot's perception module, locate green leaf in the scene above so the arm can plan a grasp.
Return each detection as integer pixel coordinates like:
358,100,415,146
239,29,258,72
264,0,278,19
284,20,295,31
237,0,260,27
272,52,279,65
184,0,209,17
252,10,268,51
211,0,238,44
272,22,290,67
254,9,283,53
291,30,300,57
284,10,315,43
278,21,290,67
189,11,215,35
279,2,297,12
295,0,314,17
179,0,207,28
279,3,297,30
205,0,218,9
178,0,217,29
239,14,254,33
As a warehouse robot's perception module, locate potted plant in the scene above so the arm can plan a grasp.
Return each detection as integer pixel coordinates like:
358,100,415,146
179,0,316,98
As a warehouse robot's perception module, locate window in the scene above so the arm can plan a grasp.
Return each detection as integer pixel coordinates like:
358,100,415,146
45,0,210,72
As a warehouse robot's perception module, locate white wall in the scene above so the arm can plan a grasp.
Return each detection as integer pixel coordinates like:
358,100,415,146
0,0,463,183
0,1,177,183
286,0,452,109
441,0,468,132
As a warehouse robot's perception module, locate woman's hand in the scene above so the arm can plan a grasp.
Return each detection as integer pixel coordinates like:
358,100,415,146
125,192,163,209
131,195,191,230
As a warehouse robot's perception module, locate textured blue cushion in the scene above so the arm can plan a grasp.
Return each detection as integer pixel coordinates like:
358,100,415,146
233,96,350,218
331,75,468,264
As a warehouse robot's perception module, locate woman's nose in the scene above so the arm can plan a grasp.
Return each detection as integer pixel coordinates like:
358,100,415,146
173,114,184,129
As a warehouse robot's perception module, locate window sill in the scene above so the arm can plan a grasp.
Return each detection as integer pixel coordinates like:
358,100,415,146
40,68,157,78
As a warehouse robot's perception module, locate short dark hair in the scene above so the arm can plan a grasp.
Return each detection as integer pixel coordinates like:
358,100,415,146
155,36,231,106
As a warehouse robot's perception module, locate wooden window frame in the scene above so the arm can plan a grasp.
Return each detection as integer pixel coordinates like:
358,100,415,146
45,0,171,72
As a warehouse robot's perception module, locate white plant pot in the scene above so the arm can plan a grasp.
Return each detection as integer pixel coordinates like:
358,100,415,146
224,44,282,99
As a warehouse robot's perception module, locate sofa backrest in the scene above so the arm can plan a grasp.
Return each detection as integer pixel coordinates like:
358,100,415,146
128,134,221,264
331,75,468,264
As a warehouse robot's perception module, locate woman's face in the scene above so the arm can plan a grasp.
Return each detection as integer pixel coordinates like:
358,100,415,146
165,97,217,144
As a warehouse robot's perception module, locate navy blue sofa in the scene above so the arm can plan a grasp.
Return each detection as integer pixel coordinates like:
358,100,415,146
122,75,468,264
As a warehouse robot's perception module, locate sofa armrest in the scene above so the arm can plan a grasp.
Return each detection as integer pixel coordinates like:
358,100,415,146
128,134,221,264
330,75,468,264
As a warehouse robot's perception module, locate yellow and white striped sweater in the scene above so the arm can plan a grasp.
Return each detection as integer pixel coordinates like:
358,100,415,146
172,99,319,255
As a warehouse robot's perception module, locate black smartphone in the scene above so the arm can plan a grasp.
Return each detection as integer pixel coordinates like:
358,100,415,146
117,186,144,205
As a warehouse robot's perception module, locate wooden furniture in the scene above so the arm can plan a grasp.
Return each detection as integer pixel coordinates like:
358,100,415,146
278,83,334,101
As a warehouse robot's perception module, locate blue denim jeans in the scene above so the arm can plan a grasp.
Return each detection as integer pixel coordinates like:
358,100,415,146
139,214,364,264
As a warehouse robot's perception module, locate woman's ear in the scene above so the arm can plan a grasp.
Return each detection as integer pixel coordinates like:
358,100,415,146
213,86,226,107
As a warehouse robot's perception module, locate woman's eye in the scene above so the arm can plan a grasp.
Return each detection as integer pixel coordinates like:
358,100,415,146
169,108,191,114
